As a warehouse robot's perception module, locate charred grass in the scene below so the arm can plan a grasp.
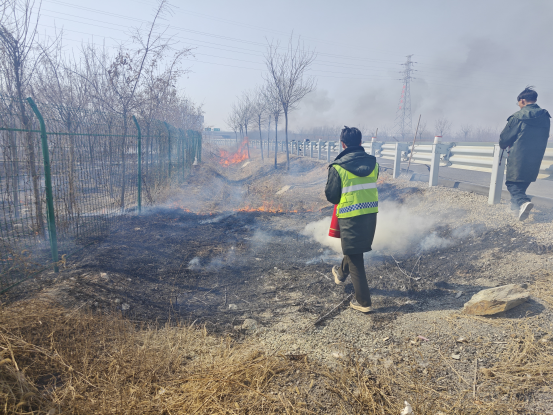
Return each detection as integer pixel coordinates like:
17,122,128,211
1,301,552,414
2,158,553,413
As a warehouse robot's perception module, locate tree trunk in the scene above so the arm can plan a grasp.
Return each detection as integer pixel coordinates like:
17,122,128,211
274,117,278,169
267,117,271,159
25,126,45,238
144,123,150,176
68,132,76,216
8,123,20,219
245,125,250,159
108,124,114,198
284,111,290,170
258,118,264,162
120,113,128,212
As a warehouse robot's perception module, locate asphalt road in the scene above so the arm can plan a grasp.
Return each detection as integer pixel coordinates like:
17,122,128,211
376,157,553,201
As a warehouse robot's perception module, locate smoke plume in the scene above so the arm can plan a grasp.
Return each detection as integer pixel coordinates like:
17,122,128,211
302,202,469,255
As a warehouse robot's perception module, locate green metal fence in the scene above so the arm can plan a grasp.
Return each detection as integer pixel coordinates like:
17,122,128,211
0,96,202,292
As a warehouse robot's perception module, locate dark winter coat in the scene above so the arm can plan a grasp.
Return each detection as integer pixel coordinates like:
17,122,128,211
499,103,551,182
325,146,378,255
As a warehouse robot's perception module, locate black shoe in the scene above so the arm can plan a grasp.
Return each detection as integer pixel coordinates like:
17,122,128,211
332,266,346,285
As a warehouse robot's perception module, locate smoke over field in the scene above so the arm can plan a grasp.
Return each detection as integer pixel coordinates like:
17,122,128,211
302,201,463,256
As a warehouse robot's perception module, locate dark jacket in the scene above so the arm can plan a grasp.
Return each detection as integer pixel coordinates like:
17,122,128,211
499,103,550,182
325,146,378,255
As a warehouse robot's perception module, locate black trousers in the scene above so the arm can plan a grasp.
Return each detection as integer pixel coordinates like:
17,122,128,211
506,181,531,209
340,253,371,307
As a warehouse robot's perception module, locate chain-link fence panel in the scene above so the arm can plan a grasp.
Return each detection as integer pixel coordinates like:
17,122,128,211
0,97,202,292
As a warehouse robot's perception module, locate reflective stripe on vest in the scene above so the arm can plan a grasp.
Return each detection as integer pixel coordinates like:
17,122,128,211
342,183,377,193
333,163,379,218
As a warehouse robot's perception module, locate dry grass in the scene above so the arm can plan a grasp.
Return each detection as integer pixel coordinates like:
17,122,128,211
530,269,553,308
1,301,552,414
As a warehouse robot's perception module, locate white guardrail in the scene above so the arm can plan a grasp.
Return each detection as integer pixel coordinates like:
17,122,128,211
208,137,553,205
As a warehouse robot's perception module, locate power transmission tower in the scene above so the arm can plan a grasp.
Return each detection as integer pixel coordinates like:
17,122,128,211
393,55,416,141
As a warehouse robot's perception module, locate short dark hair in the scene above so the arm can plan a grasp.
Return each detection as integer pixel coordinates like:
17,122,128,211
517,86,537,102
340,126,362,146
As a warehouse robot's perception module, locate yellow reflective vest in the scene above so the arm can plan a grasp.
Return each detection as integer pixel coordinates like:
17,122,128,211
333,163,379,218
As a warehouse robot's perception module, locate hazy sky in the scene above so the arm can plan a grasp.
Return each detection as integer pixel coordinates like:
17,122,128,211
38,0,553,137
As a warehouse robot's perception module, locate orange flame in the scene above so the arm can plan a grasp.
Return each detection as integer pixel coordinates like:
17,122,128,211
238,202,287,213
219,137,249,166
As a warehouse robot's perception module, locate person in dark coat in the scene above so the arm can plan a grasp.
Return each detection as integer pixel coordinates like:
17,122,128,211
325,127,378,313
499,86,550,220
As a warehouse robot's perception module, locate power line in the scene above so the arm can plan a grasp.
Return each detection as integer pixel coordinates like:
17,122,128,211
36,5,553,92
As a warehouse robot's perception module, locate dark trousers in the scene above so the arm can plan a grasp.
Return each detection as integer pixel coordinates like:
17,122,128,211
340,254,371,307
506,181,531,209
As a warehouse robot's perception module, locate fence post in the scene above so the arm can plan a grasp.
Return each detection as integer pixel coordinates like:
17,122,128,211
488,144,507,205
297,140,300,156
184,130,188,171
310,141,313,158
429,136,442,186
26,97,59,272
318,139,321,160
326,142,331,162
197,131,202,163
132,116,142,213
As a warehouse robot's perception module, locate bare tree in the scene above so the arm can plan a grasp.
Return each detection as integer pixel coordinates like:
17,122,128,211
225,111,240,143
417,121,427,141
35,44,92,216
434,117,452,138
265,107,271,158
237,92,253,158
264,36,316,170
251,87,267,161
263,82,283,168
459,124,472,141
79,0,189,210
0,0,59,235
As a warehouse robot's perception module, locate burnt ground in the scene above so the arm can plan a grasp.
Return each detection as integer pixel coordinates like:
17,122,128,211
3,150,553,412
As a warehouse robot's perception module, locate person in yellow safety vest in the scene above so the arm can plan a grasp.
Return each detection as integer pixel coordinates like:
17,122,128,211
325,126,378,313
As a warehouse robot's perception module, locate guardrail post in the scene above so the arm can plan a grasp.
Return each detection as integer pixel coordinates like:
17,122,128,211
368,137,375,156
309,141,313,158
429,136,442,186
132,116,142,213
327,142,331,162
27,97,59,272
318,139,321,160
488,144,508,205
367,138,382,157
392,143,402,179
